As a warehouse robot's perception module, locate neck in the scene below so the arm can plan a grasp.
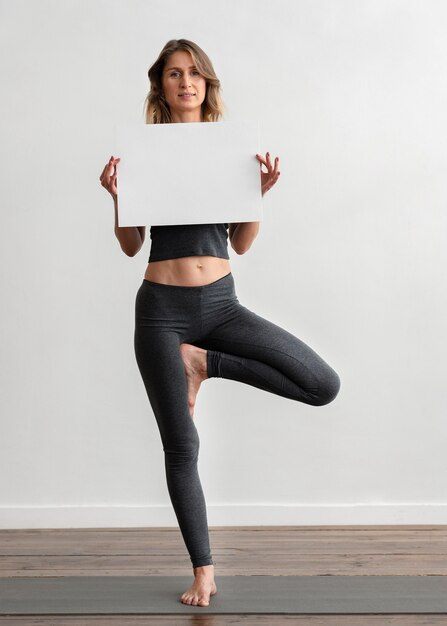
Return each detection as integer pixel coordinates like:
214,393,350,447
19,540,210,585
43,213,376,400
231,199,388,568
170,109,203,123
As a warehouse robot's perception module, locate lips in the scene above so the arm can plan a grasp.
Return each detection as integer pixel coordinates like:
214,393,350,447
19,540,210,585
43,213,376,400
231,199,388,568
179,93,195,96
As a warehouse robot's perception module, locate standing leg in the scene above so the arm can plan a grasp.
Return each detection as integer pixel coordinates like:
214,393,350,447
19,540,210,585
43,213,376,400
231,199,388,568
134,327,214,568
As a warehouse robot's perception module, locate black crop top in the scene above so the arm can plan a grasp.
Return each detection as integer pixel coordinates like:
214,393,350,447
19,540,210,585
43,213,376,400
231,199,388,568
148,223,230,262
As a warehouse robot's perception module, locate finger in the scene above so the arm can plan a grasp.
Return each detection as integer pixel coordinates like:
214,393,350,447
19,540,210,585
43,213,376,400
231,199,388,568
270,170,279,185
100,165,115,189
99,163,110,180
110,159,120,179
270,171,280,187
106,157,120,170
273,156,279,175
256,156,269,174
99,157,118,181
266,152,273,172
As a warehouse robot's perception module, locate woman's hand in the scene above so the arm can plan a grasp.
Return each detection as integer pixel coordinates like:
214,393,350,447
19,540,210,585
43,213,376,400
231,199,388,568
99,155,121,199
256,152,280,196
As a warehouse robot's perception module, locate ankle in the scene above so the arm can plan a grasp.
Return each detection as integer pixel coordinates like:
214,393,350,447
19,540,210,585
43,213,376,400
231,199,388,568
193,346,208,378
193,564,214,575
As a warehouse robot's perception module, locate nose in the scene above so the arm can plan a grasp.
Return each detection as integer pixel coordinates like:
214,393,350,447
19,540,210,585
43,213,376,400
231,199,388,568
180,75,192,89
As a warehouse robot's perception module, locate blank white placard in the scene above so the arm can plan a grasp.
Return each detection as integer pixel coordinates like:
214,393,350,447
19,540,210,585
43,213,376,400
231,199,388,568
114,120,262,227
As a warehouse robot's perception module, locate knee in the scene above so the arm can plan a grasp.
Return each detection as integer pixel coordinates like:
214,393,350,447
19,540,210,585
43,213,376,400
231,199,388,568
163,432,200,467
314,369,341,406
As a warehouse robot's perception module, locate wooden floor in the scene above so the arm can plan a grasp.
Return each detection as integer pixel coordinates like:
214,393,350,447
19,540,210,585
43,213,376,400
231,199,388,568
0,525,446,624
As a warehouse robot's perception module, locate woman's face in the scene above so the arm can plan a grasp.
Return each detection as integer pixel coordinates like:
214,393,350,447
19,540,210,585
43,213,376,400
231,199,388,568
161,50,207,122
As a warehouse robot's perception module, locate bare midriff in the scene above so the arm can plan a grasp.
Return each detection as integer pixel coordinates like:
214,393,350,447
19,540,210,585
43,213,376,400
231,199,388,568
144,256,231,287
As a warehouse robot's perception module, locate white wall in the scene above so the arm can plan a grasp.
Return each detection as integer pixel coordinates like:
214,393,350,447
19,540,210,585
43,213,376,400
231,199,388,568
1,0,446,527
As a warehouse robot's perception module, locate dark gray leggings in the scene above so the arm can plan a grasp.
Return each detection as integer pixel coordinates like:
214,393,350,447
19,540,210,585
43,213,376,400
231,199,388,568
134,271,340,568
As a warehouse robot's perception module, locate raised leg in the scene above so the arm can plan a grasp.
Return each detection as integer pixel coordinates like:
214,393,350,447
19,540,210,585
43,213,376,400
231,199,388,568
200,303,340,406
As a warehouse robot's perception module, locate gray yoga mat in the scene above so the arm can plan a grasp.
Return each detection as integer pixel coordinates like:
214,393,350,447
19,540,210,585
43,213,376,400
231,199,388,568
1,576,446,614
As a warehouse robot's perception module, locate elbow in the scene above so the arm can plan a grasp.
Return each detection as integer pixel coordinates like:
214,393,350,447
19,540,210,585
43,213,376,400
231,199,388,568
230,239,251,255
115,227,145,258
232,243,251,255
121,244,141,257
116,235,143,257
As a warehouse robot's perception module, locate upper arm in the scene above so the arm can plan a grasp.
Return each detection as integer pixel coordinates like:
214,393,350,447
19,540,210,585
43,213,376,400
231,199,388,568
137,226,146,244
228,223,238,241
228,221,260,255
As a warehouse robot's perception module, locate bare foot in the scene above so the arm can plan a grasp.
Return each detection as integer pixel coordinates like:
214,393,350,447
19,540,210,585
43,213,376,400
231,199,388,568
179,343,208,419
180,564,217,606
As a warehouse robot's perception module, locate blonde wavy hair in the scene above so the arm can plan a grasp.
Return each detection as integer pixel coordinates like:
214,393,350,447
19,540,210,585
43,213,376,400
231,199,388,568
143,39,225,124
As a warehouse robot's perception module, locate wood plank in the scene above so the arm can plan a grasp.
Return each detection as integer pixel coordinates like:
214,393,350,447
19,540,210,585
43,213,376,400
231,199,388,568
1,527,446,555
1,553,447,576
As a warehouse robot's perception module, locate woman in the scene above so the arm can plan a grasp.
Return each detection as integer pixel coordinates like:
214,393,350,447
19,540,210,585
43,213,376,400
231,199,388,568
99,38,340,607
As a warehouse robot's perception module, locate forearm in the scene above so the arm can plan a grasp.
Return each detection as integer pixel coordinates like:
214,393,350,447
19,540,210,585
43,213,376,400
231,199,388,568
113,195,143,257
231,221,260,254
